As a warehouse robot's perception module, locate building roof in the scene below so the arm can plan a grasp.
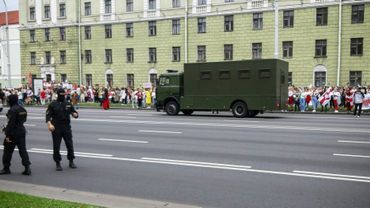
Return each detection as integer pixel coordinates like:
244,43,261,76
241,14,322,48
0,11,19,26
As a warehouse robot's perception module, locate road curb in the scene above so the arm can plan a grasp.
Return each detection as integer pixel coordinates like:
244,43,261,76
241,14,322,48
0,179,201,208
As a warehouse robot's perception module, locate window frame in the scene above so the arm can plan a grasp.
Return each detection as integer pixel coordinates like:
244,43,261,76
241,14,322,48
351,4,364,24
253,12,263,30
148,21,157,36
149,47,157,63
315,39,327,58
283,10,294,28
85,50,92,64
224,44,233,60
252,42,262,59
84,2,91,16
105,24,112,39
60,50,66,64
30,52,36,65
126,48,134,63
316,7,328,26
172,47,181,62
282,41,293,59
198,17,206,33
126,22,134,37
224,15,234,32
59,27,66,41
172,19,181,35
85,26,91,39
197,45,206,62
350,38,363,56
105,49,113,64
59,3,66,18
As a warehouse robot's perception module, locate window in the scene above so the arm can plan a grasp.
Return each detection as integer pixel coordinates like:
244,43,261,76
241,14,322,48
352,4,364,24
198,0,207,5
126,48,134,63
85,50,92,64
105,25,112,38
127,74,135,89
30,52,36,65
314,71,326,87
198,17,206,33
172,19,180,35
200,71,211,80
148,21,156,36
224,44,233,60
149,0,156,10
259,69,271,79
105,0,112,14
150,74,157,88
349,71,362,86
127,0,133,12
85,2,91,16
45,51,51,64
351,38,363,56
149,48,157,63
173,0,180,8
239,70,250,79
44,5,50,19
85,26,91,39
253,13,263,30
30,30,36,42
282,41,293,58
315,39,327,57
29,7,35,21
126,23,133,37
86,74,92,86
283,10,294,28
219,71,231,80
252,43,262,59
60,50,66,64
44,28,50,41
172,47,181,62
316,7,328,26
59,3,66,18
105,49,112,63
61,74,67,82
224,15,233,32
46,74,52,82
288,72,292,85
197,45,206,62
106,74,113,88
59,27,66,41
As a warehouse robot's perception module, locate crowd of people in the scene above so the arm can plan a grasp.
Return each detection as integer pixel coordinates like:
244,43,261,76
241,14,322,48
0,83,157,111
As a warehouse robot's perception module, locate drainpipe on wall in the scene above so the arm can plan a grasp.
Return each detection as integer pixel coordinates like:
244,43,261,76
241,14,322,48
274,0,279,59
336,0,342,86
185,1,188,64
2,0,12,88
78,0,82,85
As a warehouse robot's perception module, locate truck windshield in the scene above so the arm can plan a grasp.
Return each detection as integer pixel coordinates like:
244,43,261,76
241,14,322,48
159,77,170,86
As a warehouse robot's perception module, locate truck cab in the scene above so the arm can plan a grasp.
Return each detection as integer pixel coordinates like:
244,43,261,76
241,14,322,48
155,71,183,113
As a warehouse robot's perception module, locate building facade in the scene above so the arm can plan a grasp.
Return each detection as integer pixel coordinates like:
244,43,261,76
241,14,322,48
0,11,21,88
19,0,370,88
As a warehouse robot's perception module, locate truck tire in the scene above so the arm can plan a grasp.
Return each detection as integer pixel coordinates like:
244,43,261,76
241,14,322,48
182,110,194,115
232,101,247,118
165,101,180,115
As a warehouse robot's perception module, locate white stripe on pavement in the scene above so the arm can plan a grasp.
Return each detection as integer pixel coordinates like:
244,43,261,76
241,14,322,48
24,124,36,127
293,170,370,180
31,148,113,157
109,116,137,119
138,130,182,134
333,153,370,159
98,138,148,144
141,157,251,169
337,140,370,144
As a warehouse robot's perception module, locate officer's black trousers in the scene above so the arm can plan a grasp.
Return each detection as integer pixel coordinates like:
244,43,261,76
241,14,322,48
2,135,31,168
52,126,75,162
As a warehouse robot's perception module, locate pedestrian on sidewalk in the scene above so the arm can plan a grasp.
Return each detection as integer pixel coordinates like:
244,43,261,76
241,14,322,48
46,88,79,171
0,94,31,175
353,87,365,117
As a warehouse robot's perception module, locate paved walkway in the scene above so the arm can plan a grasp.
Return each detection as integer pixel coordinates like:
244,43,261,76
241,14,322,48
0,179,201,208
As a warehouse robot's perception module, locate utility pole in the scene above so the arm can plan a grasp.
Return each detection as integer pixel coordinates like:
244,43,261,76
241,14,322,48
2,0,11,88
274,0,279,59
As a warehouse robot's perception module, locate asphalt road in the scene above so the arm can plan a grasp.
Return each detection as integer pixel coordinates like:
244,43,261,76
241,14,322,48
0,107,369,208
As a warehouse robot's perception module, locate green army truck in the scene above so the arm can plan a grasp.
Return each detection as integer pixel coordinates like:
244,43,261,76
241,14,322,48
156,59,288,118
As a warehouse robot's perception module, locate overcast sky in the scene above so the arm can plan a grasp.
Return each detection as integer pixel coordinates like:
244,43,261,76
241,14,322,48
0,0,18,12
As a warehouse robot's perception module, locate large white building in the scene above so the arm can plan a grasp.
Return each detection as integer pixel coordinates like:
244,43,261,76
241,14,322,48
0,11,21,88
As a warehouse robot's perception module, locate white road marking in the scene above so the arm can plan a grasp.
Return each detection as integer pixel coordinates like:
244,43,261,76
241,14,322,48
293,170,370,180
98,138,148,144
24,124,36,127
333,153,370,159
128,114,154,116
337,140,370,144
138,130,182,134
222,120,260,123
141,157,251,169
31,148,113,157
109,116,137,119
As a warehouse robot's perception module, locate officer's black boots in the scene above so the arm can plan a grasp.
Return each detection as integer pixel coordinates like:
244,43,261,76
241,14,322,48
0,168,11,175
69,160,77,169
22,166,31,176
56,162,63,171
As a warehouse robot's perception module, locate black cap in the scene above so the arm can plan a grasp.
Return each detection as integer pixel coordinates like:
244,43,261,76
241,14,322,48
7,94,18,106
57,88,66,95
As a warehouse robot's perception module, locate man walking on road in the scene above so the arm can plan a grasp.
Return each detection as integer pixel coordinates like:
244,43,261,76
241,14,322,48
46,88,79,171
0,94,31,175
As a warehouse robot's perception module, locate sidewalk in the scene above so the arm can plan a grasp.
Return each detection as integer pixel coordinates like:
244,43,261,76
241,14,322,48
0,179,201,208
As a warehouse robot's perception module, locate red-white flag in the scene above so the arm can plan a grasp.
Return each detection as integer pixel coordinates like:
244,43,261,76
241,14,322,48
319,87,333,106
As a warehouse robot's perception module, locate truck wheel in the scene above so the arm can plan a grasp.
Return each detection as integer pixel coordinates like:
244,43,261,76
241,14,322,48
182,110,194,116
247,110,259,118
165,101,180,115
232,101,247,118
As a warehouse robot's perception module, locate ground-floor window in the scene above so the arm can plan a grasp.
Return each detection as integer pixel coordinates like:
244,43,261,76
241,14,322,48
106,74,113,88
288,72,292,85
86,74,92,86
150,73,157,88
314,71,326,87
127,74,134,89
46,74,52,82
349,71,362,87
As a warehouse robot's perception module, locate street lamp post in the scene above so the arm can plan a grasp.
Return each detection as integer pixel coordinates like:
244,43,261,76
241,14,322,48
2,0,11,88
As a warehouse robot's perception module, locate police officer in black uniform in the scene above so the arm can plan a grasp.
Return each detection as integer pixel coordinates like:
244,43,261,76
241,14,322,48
46,88,78,171
0,94,31,175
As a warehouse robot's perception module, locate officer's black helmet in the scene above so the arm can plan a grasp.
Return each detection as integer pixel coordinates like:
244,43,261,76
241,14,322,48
7,94,18,106
57,88,66,96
